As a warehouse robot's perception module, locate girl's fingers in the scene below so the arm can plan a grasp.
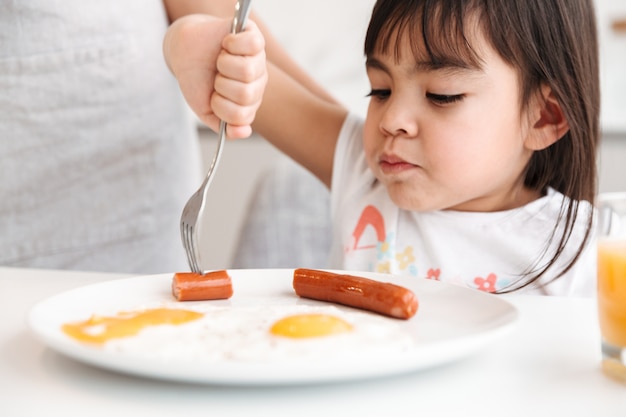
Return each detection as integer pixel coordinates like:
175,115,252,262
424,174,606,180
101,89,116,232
210,90,260,129
210,22,266,138
221,21,265,56
213,73,266,107
198,113,253,140
218,22,266,83
217,46,267,83
226,124,253,139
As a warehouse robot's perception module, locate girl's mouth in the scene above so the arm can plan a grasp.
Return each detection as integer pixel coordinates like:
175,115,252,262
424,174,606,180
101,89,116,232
379,154,417,174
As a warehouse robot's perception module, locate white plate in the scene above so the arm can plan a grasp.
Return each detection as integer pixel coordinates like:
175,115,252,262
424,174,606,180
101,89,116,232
28,269,518,385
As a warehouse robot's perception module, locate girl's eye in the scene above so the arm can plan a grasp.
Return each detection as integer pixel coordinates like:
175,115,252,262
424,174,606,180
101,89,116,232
426,93,464,105
366,89,391,100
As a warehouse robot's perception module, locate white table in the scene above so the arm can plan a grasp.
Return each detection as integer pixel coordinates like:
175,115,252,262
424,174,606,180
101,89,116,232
1,267,624,417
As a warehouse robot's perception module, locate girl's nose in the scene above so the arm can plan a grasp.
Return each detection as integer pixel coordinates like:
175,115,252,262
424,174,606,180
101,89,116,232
379,99,419,138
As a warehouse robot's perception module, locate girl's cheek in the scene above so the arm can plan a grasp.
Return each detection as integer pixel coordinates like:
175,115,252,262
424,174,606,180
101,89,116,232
363,104,383,142
362,127,383,175
362,118,378,151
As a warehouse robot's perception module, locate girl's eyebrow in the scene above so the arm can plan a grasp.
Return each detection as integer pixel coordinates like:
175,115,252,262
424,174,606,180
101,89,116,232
365,57,390,73
366,56,482,77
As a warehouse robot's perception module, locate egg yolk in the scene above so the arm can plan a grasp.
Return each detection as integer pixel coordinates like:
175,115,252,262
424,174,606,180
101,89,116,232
269,314,353,338
62,308,203,344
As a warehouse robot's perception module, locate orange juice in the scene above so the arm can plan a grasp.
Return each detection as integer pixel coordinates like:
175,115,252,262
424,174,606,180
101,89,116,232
597,239,626,347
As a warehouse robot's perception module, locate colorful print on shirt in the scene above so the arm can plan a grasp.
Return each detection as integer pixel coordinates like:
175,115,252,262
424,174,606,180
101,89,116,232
347,204,508,293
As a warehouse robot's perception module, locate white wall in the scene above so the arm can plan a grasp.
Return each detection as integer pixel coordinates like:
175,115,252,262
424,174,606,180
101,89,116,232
595,0,626,132
598,133,626,193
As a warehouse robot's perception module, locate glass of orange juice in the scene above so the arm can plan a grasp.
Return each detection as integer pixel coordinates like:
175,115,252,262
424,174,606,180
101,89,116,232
597,192,626,382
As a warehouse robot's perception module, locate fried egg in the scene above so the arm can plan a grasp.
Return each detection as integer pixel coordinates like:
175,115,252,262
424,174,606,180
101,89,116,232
65,304,415,362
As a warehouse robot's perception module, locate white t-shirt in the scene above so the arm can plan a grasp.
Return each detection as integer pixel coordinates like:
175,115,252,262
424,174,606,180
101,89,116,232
329,114,596,296
0,1,201,273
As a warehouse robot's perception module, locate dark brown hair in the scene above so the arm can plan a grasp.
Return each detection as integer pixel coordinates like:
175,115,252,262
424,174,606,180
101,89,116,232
365,0,600,292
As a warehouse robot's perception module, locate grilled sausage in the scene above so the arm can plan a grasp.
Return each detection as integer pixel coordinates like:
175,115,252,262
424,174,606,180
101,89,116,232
292,268,418,319
172,270,233,301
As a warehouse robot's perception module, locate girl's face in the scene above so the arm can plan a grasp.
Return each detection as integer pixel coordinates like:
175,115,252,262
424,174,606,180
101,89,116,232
363,27,541,212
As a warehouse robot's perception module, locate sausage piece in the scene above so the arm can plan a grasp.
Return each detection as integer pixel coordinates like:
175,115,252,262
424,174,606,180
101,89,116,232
172,270,233,301
293,268,418,319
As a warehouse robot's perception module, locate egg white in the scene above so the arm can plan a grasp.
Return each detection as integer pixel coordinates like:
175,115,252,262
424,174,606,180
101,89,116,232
104,303,416,363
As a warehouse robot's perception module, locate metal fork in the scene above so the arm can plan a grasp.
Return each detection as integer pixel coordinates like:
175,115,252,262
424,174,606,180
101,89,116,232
180,0,253,274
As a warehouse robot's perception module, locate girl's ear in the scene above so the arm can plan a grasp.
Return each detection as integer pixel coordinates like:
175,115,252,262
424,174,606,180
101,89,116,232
525,85,569,151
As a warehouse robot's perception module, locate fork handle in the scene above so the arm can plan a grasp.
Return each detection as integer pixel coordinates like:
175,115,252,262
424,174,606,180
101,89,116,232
198,1,251,193
198,120,226,195
232,0,252,34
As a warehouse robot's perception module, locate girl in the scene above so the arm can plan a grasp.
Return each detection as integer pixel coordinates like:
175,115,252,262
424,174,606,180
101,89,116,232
165,0,600,295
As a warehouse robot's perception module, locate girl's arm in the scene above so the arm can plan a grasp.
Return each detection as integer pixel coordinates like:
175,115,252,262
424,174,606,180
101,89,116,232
252,62,347,187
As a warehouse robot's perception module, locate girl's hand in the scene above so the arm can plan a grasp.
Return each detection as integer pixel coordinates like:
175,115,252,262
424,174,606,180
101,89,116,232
163,14,267,139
